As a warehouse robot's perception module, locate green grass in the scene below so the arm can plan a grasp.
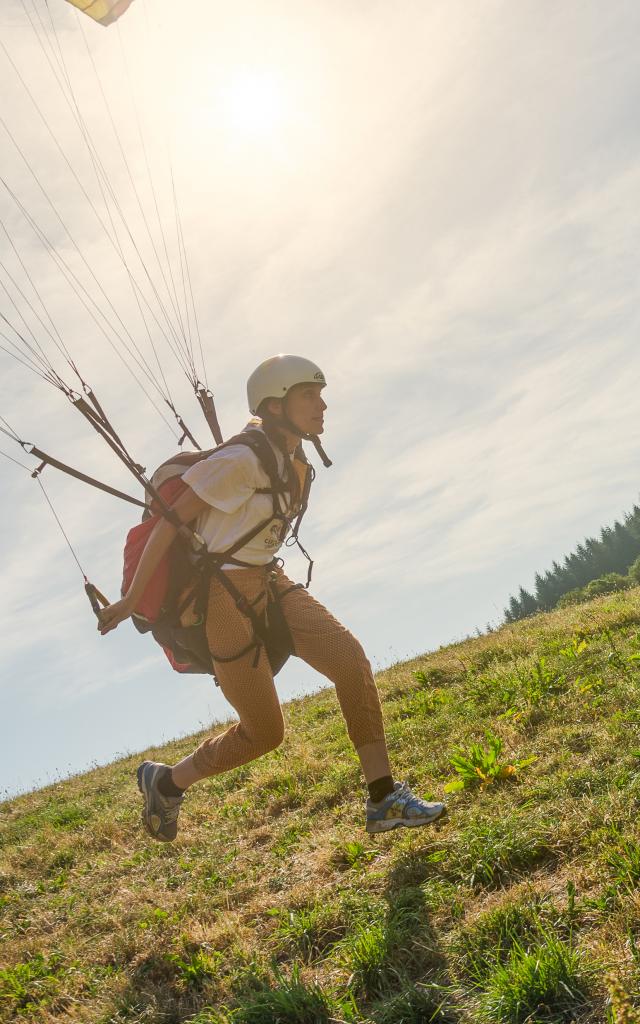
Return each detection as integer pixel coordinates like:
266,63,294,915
3,588,640,1021
478,933,594,1023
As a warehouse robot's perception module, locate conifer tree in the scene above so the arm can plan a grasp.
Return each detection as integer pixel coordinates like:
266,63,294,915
612,521,634,572
508,595,521,621
503,495,640,624
626,505,640,543
585,536,608,577
518,586,538,616
533,572,546,606
562,554,581,590
536,571,558,611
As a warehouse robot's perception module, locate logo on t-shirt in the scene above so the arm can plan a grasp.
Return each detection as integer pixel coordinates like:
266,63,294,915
264,521,284,549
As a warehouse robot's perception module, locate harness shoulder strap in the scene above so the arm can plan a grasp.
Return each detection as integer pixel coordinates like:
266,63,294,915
174,431,316,678
197,430,289,564
226,429,283,497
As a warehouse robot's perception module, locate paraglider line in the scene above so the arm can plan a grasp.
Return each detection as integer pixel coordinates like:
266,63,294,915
35,475,88,582
1,178,179,436
7,9,191,398
116,21,190,356
0,447,31,473
1,20,185,404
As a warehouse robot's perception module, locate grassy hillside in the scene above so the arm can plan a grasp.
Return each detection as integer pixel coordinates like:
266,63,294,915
3,590,640,1023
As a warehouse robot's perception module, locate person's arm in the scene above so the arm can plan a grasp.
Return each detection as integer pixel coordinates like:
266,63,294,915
99,486,209,635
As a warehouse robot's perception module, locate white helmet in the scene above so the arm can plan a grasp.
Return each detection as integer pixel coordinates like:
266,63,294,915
247,354,326,415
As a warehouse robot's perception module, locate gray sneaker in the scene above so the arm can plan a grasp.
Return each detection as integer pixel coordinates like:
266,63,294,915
366,780,446,834
136,761,184,842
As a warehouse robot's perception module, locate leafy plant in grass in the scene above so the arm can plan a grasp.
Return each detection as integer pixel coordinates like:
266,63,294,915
478,932,595,1023
444,733,536,793
400,688,450,718
334,839,378,870
165,949,225,991
575,674,607,702
522,656,567,704
0,951,65,1014
558,634,590,662
137,906,177,931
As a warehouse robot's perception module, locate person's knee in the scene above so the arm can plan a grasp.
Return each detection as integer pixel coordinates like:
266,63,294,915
250,714,285,755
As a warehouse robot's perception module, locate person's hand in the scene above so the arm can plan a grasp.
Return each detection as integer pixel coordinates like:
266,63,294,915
98,595,135,635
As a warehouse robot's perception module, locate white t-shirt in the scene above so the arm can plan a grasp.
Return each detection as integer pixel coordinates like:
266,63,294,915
182,426,291,568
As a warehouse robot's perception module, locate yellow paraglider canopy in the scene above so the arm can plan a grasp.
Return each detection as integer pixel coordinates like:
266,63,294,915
65,0,135,27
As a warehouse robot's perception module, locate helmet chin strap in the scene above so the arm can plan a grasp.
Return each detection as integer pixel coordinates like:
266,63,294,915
279,400,333,468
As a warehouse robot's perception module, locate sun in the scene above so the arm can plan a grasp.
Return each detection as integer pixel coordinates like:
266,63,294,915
167,49,317,186
220,68,291,143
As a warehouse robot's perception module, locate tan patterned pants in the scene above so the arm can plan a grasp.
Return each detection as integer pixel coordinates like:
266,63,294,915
192,564,387,776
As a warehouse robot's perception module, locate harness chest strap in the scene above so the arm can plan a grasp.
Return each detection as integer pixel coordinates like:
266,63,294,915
195,431,313,578
171,430,313,673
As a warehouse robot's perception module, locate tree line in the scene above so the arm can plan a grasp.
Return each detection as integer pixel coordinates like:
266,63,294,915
504,502,640,622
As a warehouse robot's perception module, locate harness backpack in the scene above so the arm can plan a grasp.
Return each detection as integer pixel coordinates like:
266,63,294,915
121,429,314,683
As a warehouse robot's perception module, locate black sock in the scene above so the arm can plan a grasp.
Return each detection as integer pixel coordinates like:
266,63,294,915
368,775,395,803
157,767,185,798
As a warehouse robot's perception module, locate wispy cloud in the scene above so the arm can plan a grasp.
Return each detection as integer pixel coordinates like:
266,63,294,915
3,0,640,796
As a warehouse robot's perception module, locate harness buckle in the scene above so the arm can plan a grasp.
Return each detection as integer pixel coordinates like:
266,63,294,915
269,556,284,582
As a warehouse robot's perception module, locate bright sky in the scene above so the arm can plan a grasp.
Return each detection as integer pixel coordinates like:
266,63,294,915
2,0,640,800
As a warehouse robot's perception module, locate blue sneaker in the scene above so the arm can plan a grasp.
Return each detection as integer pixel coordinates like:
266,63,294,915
137,761,184,842
366,780,446,834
